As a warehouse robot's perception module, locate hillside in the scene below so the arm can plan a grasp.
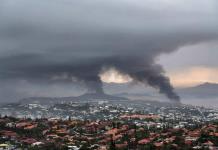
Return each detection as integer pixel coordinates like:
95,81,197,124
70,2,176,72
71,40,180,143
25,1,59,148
177,82,218,98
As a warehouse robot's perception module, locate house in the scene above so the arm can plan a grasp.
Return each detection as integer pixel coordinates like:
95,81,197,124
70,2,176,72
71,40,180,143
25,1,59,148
32,142,44,146
116,143,128,149
203,141,214,147
0,144,9,149
24,124,37,130
188,130,201,138
185,136,198,145
21,138,38,145
105,128,118,137
16,122,29,128
138,138,150,145
154,142,163,149
0,130,17,138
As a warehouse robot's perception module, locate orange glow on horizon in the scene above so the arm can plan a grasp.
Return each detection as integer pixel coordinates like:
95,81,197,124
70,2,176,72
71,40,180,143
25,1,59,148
168,67,218,88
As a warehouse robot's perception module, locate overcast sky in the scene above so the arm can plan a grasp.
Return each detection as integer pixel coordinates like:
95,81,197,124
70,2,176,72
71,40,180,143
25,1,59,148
0,0,218,102
158,41,218,87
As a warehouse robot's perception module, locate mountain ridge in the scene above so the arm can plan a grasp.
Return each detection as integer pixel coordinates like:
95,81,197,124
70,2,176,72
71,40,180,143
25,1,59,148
19,92,128,105
177,82,218,98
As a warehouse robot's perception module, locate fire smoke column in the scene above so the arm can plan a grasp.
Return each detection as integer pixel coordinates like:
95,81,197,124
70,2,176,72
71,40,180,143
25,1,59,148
109,58,181,103
83,75,104,94
0,0,217,102
130,69,180,102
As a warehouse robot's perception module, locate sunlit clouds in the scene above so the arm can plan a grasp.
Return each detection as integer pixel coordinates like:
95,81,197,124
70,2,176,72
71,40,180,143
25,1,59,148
168,67,218,87
100,68,132,84
100,66,218,88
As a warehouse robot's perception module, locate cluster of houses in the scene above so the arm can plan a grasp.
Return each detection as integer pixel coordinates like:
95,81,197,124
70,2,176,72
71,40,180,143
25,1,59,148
0,114,218,150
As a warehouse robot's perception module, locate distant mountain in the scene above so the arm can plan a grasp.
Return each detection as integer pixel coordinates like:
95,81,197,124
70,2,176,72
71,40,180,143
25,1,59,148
113,92,158,100
19,92,128,105
77,93,128,101
18,83,218,105
195,82,218,88
111,82,218,101
177,82,218,98
114,92,152,97
19,97,73,105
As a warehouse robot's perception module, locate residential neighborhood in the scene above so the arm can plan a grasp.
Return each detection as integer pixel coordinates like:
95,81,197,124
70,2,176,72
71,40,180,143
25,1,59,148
0,107,218,149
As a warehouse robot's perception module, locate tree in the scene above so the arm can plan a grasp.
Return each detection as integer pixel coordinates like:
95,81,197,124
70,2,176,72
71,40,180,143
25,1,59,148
109,135,116,150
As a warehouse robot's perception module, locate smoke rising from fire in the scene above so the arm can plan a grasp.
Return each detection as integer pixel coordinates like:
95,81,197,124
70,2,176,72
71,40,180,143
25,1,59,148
0,0,218,102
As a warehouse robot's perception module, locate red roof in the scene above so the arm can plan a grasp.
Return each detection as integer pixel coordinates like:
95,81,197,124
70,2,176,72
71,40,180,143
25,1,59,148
154,142,163,147
203,141,214,146
21,138,37,144
1,130,17,137
138,138,150,145
185,140,192,145
120,114,159,119
116,143,128,149
105,128,118,135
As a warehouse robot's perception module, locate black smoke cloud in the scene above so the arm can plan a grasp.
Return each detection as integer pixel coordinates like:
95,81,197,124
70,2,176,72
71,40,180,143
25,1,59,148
0,0,218,102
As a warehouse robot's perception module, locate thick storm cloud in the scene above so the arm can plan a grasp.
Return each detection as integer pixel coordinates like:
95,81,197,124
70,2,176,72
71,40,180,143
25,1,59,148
0,0,218,102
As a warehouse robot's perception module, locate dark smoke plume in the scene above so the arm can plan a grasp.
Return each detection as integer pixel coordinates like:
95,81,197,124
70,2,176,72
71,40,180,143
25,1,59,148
0,0,218,102
100,57,181,102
